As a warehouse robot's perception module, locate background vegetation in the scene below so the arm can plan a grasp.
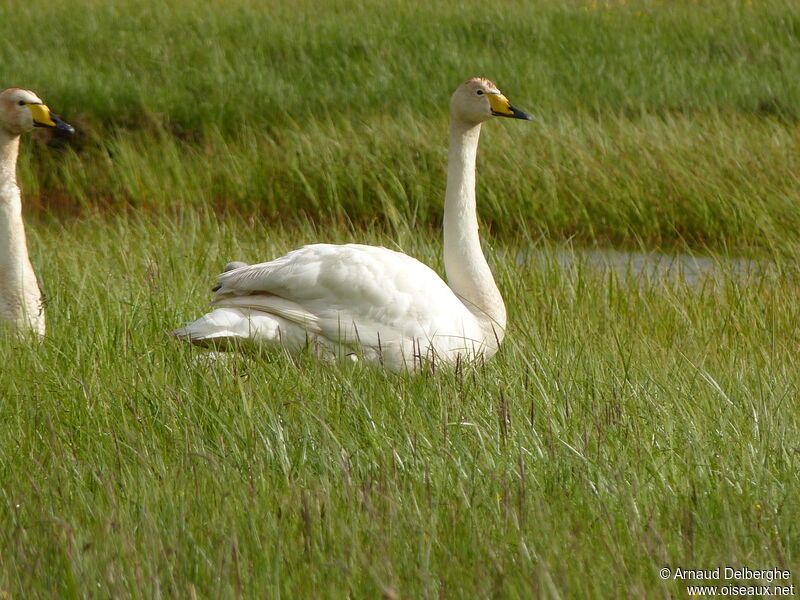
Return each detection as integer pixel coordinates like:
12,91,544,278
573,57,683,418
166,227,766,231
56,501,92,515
0,0,798,597
3,0,800,247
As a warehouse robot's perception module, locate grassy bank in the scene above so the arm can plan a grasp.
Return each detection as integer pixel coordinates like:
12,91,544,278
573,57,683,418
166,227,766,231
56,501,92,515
2,0,799,248
1,0,799,596
0,214,798,597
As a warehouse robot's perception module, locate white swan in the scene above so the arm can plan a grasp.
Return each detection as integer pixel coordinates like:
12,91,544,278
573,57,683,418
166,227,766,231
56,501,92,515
0,88,73,337
173,78,530,371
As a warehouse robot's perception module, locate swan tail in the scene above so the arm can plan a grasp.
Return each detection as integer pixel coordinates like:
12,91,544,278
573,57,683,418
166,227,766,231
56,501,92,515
210,262,250,292
170,307,257,347
223,261,249,273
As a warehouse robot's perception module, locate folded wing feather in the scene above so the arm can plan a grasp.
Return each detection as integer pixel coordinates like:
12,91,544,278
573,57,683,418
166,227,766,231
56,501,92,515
211,243,472,350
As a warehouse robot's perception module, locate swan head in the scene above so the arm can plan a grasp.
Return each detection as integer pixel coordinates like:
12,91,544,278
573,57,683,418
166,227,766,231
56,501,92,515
0,88,74,136
450,78,531,126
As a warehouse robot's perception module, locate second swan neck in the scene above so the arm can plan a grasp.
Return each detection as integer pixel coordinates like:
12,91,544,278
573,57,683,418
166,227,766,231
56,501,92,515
0,131,21,194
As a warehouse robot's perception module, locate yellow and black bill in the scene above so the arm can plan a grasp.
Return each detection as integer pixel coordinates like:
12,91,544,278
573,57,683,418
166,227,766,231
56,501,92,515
28,103,75,134
488,93,531,120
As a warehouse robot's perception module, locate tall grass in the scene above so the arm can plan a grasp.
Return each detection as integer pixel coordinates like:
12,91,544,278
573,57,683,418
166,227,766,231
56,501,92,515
0,215,798,597
1,1,799,596
2,0,800,247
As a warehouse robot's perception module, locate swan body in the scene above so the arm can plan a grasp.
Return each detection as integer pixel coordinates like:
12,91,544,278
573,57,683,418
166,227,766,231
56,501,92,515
178,243,493,371
0,88,73,337
174,78,530,371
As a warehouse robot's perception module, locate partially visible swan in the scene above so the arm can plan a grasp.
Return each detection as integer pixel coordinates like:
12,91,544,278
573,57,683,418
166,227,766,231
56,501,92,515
173,78,530,371
0,88,74,337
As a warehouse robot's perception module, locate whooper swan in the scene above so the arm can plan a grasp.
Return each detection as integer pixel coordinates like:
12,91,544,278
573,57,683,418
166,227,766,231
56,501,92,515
172,78,530,371
0,88,73,337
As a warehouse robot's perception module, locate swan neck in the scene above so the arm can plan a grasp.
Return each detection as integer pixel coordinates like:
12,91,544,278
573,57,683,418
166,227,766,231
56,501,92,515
443,119,506,335
0,131,20,192
0,131,23,230
0,129,40,332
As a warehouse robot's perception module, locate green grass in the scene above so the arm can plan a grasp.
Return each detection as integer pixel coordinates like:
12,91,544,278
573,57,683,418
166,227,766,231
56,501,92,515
2,0,800,247
1,0,799,597
1,215,799,597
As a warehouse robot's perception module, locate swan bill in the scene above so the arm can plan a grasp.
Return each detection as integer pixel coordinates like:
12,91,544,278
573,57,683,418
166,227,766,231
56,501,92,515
28,104,75,134
488,93,531,120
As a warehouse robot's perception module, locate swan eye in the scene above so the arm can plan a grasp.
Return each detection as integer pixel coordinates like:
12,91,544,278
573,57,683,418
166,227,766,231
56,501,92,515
17,100,25,106
476,90,484,96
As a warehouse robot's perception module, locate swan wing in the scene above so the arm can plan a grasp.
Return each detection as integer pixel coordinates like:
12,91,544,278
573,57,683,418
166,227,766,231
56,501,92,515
211,294,324,335
212,244,472,348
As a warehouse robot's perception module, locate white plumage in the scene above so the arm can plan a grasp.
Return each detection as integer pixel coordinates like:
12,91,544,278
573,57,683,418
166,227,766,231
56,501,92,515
0,88,73,337
173,78,530,371
179,244,489,370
